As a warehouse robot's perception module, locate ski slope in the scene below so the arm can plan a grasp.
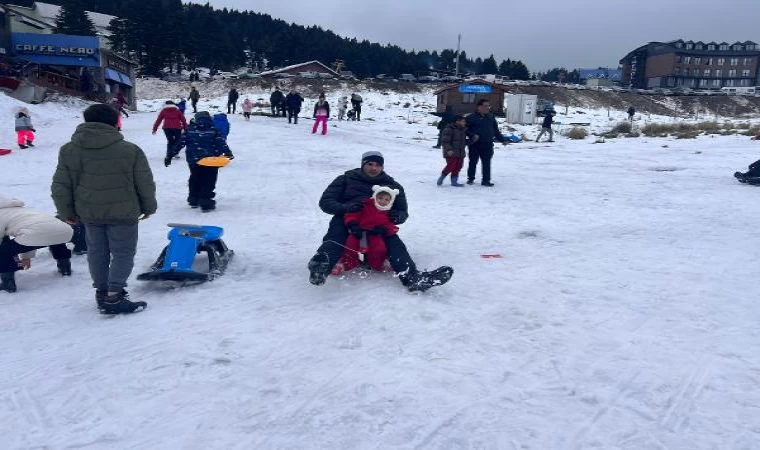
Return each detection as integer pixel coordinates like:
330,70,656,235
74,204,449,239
0,92,759,449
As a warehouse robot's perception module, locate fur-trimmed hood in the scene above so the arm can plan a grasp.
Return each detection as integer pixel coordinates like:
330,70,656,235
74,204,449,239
372,185,399,211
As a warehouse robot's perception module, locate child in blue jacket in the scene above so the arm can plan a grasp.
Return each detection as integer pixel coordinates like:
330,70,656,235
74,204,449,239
212,113,230,139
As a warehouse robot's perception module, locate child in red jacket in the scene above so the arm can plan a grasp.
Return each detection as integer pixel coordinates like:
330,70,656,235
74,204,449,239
333,185,399,274
152,100,188,159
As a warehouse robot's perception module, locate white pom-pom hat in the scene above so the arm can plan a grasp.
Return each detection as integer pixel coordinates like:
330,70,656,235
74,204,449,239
372,185,399,211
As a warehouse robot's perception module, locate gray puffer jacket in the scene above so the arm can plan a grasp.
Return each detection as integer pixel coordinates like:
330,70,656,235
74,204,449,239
15,114,33,131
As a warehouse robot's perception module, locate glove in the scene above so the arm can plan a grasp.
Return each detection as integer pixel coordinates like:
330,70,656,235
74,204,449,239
345,202,363,213
347,222,362,239
31,128,36,132
164,156,172,167
225,152,235,160
389,210,404,225
371,225,388,235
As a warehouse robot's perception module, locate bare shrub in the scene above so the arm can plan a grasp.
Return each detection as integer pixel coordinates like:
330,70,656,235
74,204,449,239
611,121,632,134
675,131,700,139
567,127,588,140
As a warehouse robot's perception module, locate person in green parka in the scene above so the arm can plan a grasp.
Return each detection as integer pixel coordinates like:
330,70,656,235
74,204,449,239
52,104,157,315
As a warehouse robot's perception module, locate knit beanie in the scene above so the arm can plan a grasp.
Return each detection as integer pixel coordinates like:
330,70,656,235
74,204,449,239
83,104,119,127
372,185,399,211
361,150,384,167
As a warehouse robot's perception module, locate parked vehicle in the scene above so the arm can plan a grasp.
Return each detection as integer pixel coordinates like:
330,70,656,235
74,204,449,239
440,75,463,82
416,75,440,83
721,86,757,96
399,73,417,82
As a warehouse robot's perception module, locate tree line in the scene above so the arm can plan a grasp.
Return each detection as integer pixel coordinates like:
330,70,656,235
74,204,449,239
45,0,531,80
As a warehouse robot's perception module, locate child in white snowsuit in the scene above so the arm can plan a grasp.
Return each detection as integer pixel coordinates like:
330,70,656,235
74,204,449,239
337,96,348,121
15,109,35,149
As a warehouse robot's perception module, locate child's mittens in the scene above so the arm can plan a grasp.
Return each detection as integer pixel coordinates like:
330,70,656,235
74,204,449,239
371,225,388,235
347,222,362,239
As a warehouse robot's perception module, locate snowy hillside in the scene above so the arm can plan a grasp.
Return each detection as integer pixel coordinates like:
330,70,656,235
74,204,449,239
1,91,760,449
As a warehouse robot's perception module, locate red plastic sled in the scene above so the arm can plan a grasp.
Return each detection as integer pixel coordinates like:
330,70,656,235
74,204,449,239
0,149,11,156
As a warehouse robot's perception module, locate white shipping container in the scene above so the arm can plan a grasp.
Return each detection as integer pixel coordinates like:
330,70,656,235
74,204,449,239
505,94,537,125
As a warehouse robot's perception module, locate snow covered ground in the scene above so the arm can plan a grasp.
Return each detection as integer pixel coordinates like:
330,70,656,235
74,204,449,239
1,90,760,449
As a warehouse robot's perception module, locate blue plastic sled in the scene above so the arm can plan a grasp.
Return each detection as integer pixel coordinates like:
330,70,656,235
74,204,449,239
137,223,234,282
506,134,522,143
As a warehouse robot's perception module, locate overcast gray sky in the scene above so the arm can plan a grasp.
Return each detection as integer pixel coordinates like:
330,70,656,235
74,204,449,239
196,0,760,72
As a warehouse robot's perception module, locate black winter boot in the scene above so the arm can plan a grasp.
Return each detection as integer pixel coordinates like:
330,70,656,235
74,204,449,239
399,266,454,292
57,259,72,276
100,291,147,315
308,253,331,286
0,272,16,293
95,290,107,310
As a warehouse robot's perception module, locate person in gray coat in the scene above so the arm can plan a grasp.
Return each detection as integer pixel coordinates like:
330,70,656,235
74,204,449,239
15,109,35,149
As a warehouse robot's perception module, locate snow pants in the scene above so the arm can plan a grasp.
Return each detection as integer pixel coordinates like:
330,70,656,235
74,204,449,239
0,236,70,273
352,104,362,120
312,116,328,135
441,157,465,177
188,164,219,210
340,233,388,272
84,223,138,293
16,130,34,146
191,99,198,113
536,126,554,142
337,108,346,121
467,143,494,184
163,128,182,157
313,215,416,275
288,108,300,124
227,101,236,114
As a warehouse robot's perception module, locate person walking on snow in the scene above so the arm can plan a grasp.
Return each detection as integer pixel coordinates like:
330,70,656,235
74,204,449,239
350,93,363,120
189,86,200,113
242,97,253,120
333,185,400,275
337,96,348,121
306,151,453,291
437,115,467,187
152,100,187,160
0,196,74,293
312,93,330,135
227,88,239,114
627,106,636,121
285,89,304,124
270,88,284,117
15,108,35,149
536,111,556,143
166,111,234,212
52,104,157,315
465,99,508,186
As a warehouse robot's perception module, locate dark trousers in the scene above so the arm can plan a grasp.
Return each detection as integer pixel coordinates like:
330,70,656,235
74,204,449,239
191,99,198,113
228,101,236,114
315,216,416,275
84,223,138,292
163,128,182,157
0,237,70,273
188,164,219,210
288,108,300,124
744,159,760,177
467,144,494,183
352,105,362,120
271,104,279,116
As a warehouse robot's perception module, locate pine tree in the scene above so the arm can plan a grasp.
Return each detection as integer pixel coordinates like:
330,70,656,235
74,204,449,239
481,55,498,74
54,0,97,36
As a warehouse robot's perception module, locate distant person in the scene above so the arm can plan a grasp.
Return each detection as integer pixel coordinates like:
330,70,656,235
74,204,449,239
227,88,239,114
432,105,456,149
177,98,187,115
535,110,556,143
436,115,467,187
14,108,35,149
242,97,253,121
52,104,157,314
627,106,636,121
212,112,230,140
285,89,304,124
350,93,363,120
189,86,200,113
270,88,284,117
152,100,187,161
465,99,507,186
115,92,129,111
337,96,348,121
312,93,330,135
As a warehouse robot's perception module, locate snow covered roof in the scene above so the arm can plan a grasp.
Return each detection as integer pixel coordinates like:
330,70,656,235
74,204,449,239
33,2,116,35
259,61,339,77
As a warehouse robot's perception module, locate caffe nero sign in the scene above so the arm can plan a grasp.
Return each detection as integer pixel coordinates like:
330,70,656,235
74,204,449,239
15,44,96,56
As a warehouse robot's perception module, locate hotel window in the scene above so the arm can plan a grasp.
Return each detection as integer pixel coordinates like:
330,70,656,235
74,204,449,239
733,45,743,51
747,44,756,50
688,79,697,87
704,69,711,76
699,79,708,87
740,79,750,86
705,58,713,65
694,57,701,64
462,93,476,103
728,69,737,77
707,44,716,50
715,69,722,77
712,79,721,87
717,58,725,65
673,67,681,75
744,58,753,65
720,44,729,50
695,44,703,50
692,68,700,76
675,55,682,63
730,58,739,65
683,56,691,64
686,43,693,49
742,69,751,77
675,42,683,48
725,79,735,86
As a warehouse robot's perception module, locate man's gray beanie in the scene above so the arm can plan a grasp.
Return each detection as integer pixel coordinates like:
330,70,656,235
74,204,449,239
361,150,384,167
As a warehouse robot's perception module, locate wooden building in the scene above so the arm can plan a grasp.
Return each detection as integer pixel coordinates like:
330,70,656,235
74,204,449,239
434,79,508,116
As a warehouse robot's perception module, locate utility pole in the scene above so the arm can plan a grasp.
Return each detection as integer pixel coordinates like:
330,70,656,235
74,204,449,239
455,34,461,77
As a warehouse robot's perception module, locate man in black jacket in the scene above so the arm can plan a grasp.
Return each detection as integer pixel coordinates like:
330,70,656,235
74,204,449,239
227,88,239,114
270,88,285,117
536,111,556,143
307,151,453,292
465,99,507,186
285,90,304,124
